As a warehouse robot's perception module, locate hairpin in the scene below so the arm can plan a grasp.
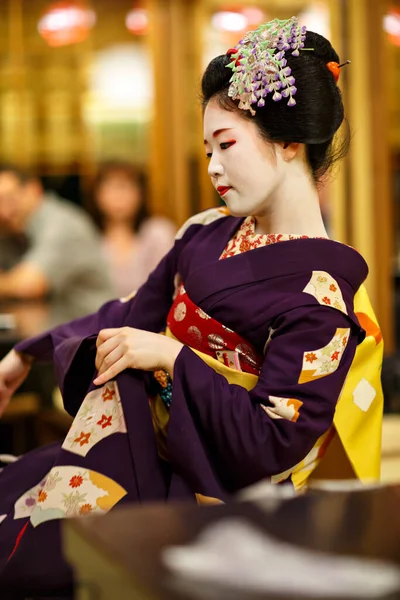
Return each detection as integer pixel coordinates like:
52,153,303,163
326,60,351,82
226,16,310,115
226,48,242,67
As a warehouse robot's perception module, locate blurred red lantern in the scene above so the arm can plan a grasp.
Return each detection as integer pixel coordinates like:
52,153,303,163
126,4,149,36
211,5,265,33
241,7,265,27
383,8,400,47
212,7,248,32
38,1,96,47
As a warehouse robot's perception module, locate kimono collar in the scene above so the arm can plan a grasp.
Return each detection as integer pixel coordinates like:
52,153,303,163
181,215,368,309
221,216,324,259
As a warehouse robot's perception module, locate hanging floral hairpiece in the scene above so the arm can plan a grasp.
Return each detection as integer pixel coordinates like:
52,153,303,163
226,17,309,116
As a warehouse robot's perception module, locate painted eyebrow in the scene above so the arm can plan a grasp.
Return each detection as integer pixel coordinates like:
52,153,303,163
203,128,234,144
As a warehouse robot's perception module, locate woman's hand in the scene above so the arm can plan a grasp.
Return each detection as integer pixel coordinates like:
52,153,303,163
94,327,183,386
0,350,33,417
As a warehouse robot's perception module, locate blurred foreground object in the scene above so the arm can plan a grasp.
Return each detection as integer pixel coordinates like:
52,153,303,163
63,483,400,600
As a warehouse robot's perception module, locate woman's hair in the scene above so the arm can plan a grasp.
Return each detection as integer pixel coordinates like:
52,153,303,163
201,31,349,183
87,160,149,232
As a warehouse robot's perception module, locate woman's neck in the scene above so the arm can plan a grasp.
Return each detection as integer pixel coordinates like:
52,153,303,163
103,221,136,241
254,160,328,238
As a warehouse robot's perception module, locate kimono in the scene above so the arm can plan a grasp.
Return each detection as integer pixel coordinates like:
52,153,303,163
0,208,383,596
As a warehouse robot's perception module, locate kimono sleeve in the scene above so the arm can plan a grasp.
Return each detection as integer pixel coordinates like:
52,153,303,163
13,232,186,413
170,305,359,491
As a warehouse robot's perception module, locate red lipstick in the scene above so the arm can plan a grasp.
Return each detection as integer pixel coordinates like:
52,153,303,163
217,186,232,196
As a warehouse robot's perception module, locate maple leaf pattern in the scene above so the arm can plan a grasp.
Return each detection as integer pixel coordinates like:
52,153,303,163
299,328,350,384
305,352,318,363
102,387,116,402
62,382,127,457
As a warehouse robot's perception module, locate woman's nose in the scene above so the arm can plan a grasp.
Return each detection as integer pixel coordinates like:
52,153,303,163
207,154,224,178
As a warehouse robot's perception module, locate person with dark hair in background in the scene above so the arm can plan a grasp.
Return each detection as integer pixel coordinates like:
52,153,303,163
87,161,176,298
0,18,383,594
0,164,113,315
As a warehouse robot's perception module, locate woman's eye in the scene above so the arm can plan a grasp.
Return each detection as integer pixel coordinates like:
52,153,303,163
205,152,212,160
220,141,235,150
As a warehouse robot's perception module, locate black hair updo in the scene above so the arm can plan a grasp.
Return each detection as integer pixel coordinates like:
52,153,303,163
201,30,349,183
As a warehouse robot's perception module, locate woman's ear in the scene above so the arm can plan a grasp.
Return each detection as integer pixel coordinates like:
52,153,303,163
280,141,301,162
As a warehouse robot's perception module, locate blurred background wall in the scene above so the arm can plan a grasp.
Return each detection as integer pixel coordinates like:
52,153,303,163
0,0,399,352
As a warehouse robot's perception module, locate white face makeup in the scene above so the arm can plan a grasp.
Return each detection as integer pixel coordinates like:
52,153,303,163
203,98,285,218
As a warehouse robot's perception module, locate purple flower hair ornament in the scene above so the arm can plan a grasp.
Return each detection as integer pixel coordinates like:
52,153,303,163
226,16,312,115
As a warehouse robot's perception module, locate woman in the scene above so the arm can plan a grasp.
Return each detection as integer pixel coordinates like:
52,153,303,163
88,161,176,297
0,17,383,596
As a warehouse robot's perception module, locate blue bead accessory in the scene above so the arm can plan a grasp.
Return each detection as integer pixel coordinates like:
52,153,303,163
153,369,173,409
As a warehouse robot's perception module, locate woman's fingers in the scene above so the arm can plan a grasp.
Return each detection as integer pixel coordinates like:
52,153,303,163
96,346,124,377
93,356,128,386
94,327,172,385
96,328,122,348
95,328,135,384
95,334,122,371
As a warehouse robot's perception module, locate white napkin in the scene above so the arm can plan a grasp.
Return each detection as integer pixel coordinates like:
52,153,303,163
163,518,400,598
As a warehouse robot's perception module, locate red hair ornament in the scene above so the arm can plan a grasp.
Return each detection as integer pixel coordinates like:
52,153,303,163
326,60,351,82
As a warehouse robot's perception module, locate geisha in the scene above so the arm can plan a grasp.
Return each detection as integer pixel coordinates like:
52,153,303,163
0,17,383,596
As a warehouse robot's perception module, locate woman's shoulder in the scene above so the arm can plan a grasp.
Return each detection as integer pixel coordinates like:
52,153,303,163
175,206,230,240
268,236,369,287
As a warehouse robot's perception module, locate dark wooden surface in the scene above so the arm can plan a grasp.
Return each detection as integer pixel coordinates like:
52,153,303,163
63,485,400,600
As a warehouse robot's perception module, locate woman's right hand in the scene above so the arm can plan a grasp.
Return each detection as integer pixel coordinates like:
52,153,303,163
0,350,33,417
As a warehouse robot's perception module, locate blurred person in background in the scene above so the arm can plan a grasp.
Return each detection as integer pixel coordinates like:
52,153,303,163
87,161,176,298
0,164,113,315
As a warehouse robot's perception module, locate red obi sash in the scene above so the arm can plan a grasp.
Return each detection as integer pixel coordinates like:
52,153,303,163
167,285,262,375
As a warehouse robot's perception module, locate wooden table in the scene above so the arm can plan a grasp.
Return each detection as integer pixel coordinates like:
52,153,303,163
63,484,400,600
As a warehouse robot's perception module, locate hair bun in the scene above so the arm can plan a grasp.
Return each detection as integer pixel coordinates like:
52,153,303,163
305,31,340,65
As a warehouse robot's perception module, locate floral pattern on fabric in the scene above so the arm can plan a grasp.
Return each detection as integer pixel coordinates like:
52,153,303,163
298,328,350,384
62,382,127,457
221,216,310,259
14,479,47,519
260,396,303,422
29,466,127,528
303,271,348,315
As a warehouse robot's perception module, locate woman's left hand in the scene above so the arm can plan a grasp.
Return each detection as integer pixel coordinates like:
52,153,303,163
93,327,183,386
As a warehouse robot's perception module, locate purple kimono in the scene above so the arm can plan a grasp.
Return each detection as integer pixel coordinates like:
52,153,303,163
0,209,367,595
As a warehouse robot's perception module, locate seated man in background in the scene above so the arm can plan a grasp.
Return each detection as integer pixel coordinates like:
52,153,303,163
0,165,114,316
